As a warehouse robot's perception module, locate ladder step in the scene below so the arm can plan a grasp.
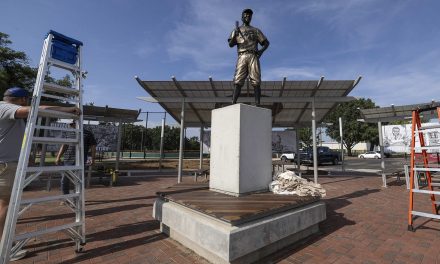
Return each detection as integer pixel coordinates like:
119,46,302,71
413,167,440,172
27,165,83,172
411,189,440,195
14,222,82,242
35,125,81,133
21,193,80,205
41,93,79,103
48,58,80,72
414,146,440,151
418,124,440,131
43,82,79,95
32,137,79,145
411,211,440,220
38,109,79,119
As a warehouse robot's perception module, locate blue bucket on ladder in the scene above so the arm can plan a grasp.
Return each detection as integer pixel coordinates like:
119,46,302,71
48,30,83,64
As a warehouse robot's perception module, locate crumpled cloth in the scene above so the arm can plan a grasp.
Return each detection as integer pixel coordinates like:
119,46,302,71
269,171,326,197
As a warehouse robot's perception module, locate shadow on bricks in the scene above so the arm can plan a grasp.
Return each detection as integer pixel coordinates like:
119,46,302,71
86,195,157,205
19,203,152,224
257,188,381,263
62,232,165,264
25,220,162,256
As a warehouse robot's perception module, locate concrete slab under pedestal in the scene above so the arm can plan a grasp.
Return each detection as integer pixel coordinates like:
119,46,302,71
153,185,326,264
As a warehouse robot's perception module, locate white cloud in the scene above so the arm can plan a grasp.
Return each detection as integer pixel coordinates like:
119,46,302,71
350,50,440,106
263,66,322,80
165,0,273,74
287,0,411,48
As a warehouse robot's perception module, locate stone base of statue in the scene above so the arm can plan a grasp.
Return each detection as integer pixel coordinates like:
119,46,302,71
209,104,272,196
153,104,326,264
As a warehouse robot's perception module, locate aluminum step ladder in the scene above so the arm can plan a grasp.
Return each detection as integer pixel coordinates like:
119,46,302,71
0,30,85,263
408,104,440,231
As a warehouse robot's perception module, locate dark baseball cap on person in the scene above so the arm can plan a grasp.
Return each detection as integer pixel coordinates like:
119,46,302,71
4,87,29,98
242,8,253,15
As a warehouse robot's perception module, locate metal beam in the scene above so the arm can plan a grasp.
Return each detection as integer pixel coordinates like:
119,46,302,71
312,98,318,184
136,95,356,103
339,117,345,171
199,126,204,170
172,76,205,125
273,77,287,124
136,87,351,93
114,120,123,187
159,118,165,172
208,76,218,97
135,76,181,125
178,100,185,183
378,121,387,187
295,76,325,124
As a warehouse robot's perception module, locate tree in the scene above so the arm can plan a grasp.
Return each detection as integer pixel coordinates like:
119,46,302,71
0,32,37,96
324,98,378,156
298,127,313,148
185,136,200,150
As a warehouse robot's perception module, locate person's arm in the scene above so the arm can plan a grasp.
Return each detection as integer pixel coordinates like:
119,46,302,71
55,145,68,165
14,106,81,119
90,145,96,165
257,39,270,58
228,29,238,48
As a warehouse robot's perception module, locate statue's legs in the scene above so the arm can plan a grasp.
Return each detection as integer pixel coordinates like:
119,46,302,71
253,85,261,106
232,84,242,104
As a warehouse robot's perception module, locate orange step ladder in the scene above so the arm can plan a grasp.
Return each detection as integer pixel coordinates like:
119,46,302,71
408,105,440,231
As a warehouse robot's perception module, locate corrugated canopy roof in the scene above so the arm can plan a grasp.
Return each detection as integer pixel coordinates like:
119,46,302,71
41,101,141,122
359,101,440,123
83,105,140,122
136,76,361,127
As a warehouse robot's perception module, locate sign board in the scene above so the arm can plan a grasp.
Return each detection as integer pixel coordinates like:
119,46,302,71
46,123,118,152
202,130,297,154
383,123,440,153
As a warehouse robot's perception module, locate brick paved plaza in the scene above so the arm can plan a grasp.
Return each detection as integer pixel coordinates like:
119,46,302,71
13,172,440,264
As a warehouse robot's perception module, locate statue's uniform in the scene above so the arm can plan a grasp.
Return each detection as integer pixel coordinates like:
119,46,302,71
229,25,267,87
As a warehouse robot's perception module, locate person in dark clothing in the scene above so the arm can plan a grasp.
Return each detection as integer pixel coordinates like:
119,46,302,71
55,123,96,194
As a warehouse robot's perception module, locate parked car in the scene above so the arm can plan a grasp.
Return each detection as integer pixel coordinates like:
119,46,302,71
358,151,381,159
280,151,295,162
300,146,341,165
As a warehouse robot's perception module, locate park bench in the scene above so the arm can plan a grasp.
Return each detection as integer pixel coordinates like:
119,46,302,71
193,169,210,182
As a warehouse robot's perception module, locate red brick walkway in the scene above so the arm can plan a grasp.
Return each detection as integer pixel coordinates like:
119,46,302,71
13,173,440,264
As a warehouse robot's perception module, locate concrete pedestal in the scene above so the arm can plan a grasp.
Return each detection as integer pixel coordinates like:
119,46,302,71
209,104,272,196
154,198,326,264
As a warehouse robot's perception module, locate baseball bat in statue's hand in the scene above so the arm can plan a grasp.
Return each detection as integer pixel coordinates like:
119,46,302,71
235,21,244,38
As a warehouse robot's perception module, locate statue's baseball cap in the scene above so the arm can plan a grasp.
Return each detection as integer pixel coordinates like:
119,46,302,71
4,87,29,98
242,9,253,15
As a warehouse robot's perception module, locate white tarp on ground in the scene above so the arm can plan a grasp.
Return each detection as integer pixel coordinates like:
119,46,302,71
269,171,326,197
383,123,440,154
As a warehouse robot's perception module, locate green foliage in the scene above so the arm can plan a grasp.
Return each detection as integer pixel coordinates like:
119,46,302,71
46,74,74,88
120,124,200,151
324,98,378,155
0,32,37,97
298,127,313,148
185,136,200,150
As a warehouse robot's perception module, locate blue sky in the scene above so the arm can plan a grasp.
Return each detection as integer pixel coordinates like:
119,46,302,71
1,0,440,128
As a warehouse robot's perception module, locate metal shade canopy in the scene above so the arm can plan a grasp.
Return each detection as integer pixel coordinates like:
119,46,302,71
358,101,440,188
136,76,361,127
83,105,141,123
359,101,440,123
